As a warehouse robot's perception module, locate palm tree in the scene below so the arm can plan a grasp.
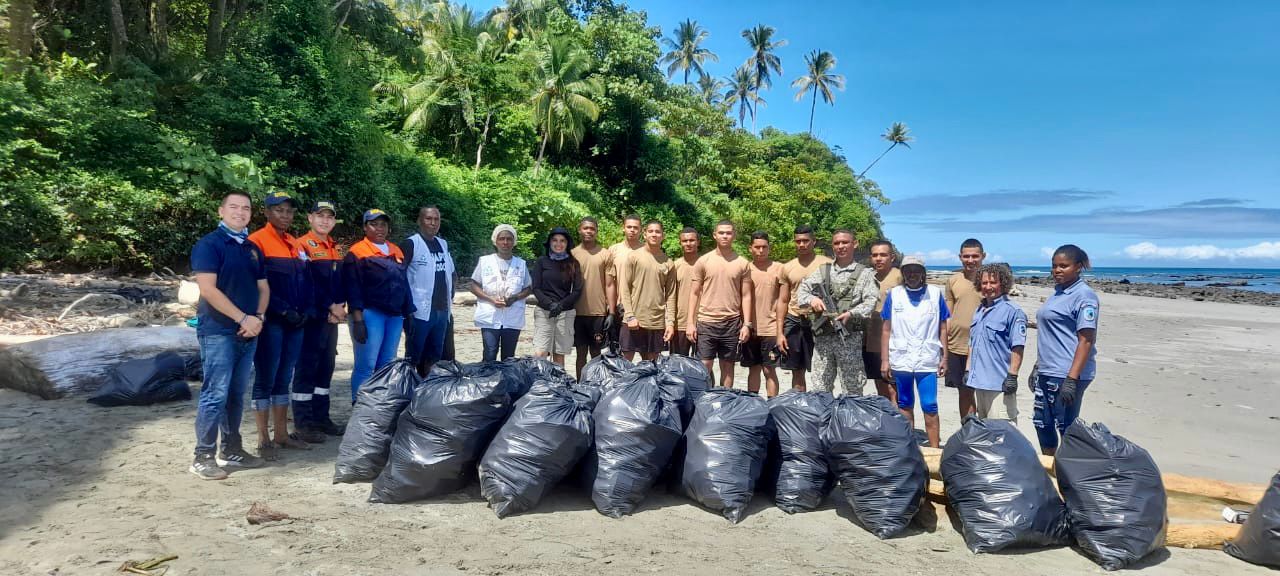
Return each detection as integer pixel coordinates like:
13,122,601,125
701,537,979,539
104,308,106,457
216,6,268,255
660,19,718,85
697,74,726,107
860,122,914,177
791,49,845,135
531,36,604,175
723,66,763,129
742,25,785,132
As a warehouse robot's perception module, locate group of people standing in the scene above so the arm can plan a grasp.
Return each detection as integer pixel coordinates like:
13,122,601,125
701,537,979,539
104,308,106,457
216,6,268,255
189,195,1100,481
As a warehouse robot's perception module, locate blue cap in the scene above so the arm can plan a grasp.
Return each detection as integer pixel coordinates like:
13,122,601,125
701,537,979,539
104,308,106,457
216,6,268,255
362,209,391,223
310,200,337,214
264,191,298,207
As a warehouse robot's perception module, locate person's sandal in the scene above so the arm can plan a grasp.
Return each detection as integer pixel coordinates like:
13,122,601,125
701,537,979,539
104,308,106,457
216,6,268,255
258,441,279,462
280,434,311,450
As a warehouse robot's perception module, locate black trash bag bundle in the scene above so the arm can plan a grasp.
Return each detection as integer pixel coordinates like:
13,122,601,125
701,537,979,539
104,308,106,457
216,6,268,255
769,390,836,513
499,357,575,399
941,417,1071,552
1055,420,1167,570
88,351,193,407
368,361,513,503
1224,471,1280,568
590,366,684,517
478,381,597,518
580,350,634,388
681,388,774,523
820,395,927,537
656,354,713,490
334,360,422,483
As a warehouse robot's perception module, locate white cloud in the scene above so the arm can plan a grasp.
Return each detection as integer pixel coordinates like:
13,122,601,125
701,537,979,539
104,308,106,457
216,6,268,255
905,249,956,265
1123,241,1280,261
1040,246,1055,258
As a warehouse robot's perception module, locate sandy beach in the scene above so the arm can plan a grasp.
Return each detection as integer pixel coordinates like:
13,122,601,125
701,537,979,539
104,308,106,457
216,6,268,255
1,284,1277,575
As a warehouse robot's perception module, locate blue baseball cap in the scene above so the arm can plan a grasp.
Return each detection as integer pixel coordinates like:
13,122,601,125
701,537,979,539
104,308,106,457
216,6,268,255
264,191,298,208
310,200,337,214
363,209,391,223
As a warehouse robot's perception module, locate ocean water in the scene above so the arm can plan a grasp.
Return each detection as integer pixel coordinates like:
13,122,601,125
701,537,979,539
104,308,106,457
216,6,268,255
931,266,1280,294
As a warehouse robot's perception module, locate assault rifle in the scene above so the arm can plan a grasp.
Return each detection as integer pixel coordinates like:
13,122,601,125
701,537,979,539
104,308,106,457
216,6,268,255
812,281,850,345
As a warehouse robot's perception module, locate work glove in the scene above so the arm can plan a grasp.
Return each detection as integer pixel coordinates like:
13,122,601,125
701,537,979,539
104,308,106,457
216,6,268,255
1059,377,1080,405
1002,373,1019,394
601,311,616,335
283,309,307,329
403,318,416,345
352,320,368,345
1027,364,1038,395
548,302,563,318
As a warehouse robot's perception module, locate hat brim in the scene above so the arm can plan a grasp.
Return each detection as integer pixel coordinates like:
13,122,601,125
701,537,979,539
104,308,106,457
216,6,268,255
364,214,391,223
901,263,926,271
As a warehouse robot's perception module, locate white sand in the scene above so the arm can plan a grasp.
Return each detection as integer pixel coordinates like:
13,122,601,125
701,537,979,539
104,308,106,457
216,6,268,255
0,286,1277,575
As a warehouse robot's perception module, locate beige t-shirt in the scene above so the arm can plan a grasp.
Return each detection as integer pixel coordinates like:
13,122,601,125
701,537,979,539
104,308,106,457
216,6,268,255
865,267,904,352
666,256,697,328
608,241,641,310
945,270,983,355
750,261,782,337
621,249,674,330
690,250,752,325
778,254,833,318
572,244,614,316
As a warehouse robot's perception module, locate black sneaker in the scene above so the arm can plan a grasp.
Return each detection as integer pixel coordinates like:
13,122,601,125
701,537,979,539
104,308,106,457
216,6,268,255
190,454,228,480
218,446,264,469
294,428,326,444
317,420,346,436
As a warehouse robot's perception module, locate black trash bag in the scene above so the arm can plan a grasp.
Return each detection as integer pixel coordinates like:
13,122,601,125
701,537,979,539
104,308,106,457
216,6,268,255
498,357,575,400
88,351,192,407
769,390,836,513
580,350,634,388
333,360,421,483
656,354,713,491
681,388,774,523
941,417,1071,552
368,361,513,503
1055,420,1167,570
478,381,597,518
1224,471,1280,568
821,395,928,537
590,366,684,517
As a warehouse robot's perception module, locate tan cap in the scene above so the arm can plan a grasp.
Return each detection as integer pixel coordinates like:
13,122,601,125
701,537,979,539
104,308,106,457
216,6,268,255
901,255,926,269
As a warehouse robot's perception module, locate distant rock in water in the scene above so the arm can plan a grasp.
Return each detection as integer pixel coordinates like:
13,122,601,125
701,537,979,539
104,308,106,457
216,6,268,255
1206,280,1249,287
1118,278,1130,284
1015,275,1280,307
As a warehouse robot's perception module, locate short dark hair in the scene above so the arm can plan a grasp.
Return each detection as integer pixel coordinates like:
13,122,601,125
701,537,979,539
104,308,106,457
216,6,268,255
623,214,642,224
579,216,598,228
221,191,251,206
679,227,699,237
1054,244,1092,269
831,228,855,240
960,238,984,252
715,219,735,230
869,238,894,252
417,205,440,218
974,263,1015,295
750,231,769,242
793,225,815,237
644,219,664,229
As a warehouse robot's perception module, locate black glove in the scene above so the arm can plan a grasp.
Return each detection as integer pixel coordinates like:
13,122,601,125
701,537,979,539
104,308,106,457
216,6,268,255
283,309,307,329
1027,364,1038,395
403,318,416,344
962,370,969,387
1003,373,1019,394
601,311,616,335
1059,377,1080,405
352,320,368,344
548,302,563,318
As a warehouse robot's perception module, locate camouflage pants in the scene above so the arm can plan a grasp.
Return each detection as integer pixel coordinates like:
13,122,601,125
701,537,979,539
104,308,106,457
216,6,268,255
809,330,866,396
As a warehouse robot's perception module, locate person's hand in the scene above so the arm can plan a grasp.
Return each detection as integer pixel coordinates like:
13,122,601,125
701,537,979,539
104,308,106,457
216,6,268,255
962,370,969,387
548,302,563,318
809,297,826,314
663,325,674,343
238,314,263,338
352,320,368,344
403,318,416,343
283,309,307,328
1002,373,1019,394
491,294,507,308
938,362,948,378
1060,377,1080,405
329,303,347,323
880,361,892,382
835,311,851,325
776,334,789,356
601,312,616,335
738,324,750,343
686,324,698,343
626,317,640,330
1027,364,1038,395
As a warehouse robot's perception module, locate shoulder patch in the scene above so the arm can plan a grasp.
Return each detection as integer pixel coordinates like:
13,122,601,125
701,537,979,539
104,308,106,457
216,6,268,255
1082,304,1098,322
1017,319,1027,336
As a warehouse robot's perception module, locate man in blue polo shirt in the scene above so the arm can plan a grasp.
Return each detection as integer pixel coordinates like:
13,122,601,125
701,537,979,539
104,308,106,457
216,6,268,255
966,263,1026,423
189,191,270,480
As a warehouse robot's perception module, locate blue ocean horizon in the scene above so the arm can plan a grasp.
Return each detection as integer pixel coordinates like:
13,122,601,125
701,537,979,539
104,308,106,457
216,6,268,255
929,266,1280,294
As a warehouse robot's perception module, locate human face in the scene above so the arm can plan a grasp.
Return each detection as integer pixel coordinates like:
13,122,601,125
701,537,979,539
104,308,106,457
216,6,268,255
418,207,441,238
714,224,735,249
903,266,926,289
644,223,664,248
579,221,598,244
364,218,389,244
980,271,1002,301
549,234,568,254
623,218,642,243
265,203,296,233
495,231,515,256
831,233,857,263
679,232,699,256
1052,253,1083,286
750,238,770,263
308,210,336,237
960,246,985,271
793,233,815,257
219,194,252,232
870,243,893,272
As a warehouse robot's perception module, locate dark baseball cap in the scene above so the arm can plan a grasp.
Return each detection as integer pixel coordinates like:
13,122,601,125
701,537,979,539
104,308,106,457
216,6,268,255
311,200,337,214
363,209,391,223
264,191,298,207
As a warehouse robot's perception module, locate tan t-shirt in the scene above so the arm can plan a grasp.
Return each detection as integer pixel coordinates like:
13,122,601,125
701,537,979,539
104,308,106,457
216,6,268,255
666,256,697,328
690,250,752,325
608,241,641,310
621,249,674,330
572,244,614,316
865,267,904,352
778,254,833,318
945,270,983,355
750,261,782,337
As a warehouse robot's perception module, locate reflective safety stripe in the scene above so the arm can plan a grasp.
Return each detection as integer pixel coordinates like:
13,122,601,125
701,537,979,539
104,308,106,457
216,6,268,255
313,388,330,396
290,393,313,401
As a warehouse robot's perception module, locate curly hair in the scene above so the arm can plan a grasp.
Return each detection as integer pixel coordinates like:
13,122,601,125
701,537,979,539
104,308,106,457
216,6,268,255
973,263,1015,295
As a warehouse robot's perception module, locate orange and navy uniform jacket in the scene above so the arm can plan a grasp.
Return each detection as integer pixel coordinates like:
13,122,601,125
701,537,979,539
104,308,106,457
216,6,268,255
343,238,415,317
299,231,345,318
248,226,313,319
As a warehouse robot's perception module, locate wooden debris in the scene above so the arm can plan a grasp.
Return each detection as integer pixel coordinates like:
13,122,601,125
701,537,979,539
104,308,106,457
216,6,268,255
118,554,178,575
1165,523,1240,550
247,502,291,525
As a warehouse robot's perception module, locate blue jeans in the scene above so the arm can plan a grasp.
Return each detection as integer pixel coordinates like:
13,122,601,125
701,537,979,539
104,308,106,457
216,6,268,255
252,319,303,411
194,333,256,456
408,311,450,367
350,308,403,402
293,318,337,428
481,328,520,362
895,371,939,415
1033,374,1091,450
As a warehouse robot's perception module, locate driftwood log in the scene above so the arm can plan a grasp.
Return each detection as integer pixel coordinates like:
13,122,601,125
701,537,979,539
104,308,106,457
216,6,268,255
0,327,198,399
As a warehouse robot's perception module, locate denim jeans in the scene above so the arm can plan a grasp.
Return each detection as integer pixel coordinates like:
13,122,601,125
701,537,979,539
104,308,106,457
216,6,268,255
407,311,450,367
350,308,404,402
1033,374,1091,450
194,333,256,456
252,319,303,411
481,328,520,362
292,318,337,428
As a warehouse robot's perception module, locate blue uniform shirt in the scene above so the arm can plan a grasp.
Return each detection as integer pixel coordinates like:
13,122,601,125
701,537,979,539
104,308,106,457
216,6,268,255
191,229,266,336
1035,278,1100,380
968,296,1028,391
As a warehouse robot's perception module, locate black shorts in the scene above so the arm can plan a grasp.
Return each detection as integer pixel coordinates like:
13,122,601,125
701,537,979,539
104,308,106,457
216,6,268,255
573,315,607,348
668,330,693,357
863,350,883,380
696,317,742,361
621,326,665,355
740,335,779,368
944,353,968,388
780,315,815,371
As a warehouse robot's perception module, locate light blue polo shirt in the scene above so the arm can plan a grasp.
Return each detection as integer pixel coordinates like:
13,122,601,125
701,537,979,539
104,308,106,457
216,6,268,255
967,296,1028,391
1035,278,1100,380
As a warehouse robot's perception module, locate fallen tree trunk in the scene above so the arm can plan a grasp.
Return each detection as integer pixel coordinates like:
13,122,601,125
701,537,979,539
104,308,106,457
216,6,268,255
0,327,198,399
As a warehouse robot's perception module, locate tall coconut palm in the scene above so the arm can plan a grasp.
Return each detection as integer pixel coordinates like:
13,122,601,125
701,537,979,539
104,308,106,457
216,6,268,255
742,25,785,132
531,36,604,175
723,65,763,129
660,19,718,85
697,74,726,107
860,122,914,177
791,49,845,135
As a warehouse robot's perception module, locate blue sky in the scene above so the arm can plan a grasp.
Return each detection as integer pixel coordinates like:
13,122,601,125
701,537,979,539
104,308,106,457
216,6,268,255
467,1,1280,267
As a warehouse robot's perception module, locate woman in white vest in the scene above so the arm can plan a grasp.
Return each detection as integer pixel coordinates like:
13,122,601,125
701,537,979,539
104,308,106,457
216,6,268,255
468,224,532,362
879,255,950,448
403,206,455,374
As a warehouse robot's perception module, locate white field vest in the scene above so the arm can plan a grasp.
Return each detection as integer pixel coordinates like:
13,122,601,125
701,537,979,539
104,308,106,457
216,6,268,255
887,284,944,373
406,233,455,322
472,254,529,330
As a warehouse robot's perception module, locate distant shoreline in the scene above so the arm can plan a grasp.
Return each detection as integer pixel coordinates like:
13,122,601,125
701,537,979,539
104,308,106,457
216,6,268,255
1015,275,1280,307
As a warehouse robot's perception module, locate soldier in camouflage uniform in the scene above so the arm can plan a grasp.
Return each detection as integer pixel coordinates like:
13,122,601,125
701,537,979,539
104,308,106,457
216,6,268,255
795,229,880,395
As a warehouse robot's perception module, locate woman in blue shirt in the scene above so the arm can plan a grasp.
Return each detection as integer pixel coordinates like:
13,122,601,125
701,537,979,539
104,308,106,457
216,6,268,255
1032,244,1099,455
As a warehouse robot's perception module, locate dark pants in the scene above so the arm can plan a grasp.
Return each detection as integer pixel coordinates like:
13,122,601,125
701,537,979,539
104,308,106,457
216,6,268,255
292,318,337,429
253,319,303,411
194,333,256,456
407,311,450,368
443,317,455,361
481,328,520,362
